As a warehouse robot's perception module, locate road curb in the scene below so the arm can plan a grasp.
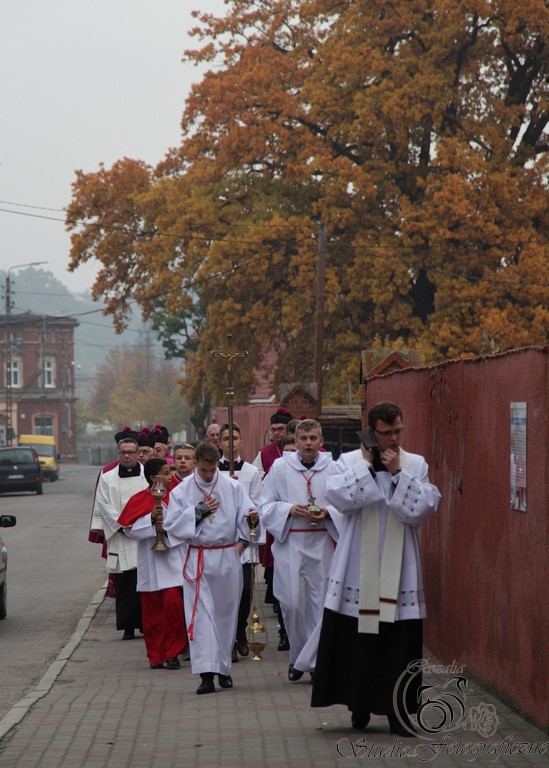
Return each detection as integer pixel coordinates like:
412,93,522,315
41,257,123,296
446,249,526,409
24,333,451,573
0,582,106,742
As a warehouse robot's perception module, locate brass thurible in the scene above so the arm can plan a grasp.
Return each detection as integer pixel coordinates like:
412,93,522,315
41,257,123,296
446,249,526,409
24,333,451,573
248,610,267,661
246,513,267,659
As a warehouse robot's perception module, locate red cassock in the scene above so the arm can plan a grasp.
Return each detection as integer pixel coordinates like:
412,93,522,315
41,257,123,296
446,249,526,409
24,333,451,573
118,488,188,666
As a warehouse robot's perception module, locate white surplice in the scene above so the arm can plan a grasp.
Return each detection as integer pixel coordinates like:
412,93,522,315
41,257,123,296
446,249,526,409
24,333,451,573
163,470,255,676
122,498,185,592
93,465,148,573
220,459,264,564
335,448,362,472
259,450,342,667
323,449,440,623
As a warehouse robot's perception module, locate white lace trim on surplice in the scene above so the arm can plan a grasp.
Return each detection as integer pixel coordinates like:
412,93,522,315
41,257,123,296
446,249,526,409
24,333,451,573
326,578,425,610
401,477,423,517
346,469,367,506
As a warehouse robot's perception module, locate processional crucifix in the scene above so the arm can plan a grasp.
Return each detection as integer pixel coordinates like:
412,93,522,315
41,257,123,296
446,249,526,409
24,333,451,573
211,334,248,475
211,335,266,659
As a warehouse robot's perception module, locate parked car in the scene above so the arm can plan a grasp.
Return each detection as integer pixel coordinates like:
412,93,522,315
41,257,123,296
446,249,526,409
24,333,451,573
0,514,17,619
0,446,43,495
17,434,60,481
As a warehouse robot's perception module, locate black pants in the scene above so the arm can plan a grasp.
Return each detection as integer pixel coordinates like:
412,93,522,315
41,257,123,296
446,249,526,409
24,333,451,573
236,563,252,638
264,564,287,636
114,570,142,632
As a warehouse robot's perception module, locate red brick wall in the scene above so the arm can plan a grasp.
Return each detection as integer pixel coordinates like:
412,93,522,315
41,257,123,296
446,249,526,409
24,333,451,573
211,393,319,463
209,404,279,463
2,318,78,456
364,347,549,730
281,390,318,420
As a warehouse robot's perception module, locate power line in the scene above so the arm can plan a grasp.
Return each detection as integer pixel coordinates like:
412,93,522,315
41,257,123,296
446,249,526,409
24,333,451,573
1,203,547,289
0,205,311,242
0,207,65,223
74,339,125,350
0,199,66,213
75,319,145,333
13,290,85,298
0,197,305,230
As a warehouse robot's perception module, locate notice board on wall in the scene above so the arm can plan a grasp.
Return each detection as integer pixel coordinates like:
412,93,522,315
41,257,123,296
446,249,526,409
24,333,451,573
510,401,527,512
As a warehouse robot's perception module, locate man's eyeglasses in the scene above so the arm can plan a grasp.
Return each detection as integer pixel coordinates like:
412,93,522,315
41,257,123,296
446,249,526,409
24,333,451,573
119,449,138,456
374,427,405,438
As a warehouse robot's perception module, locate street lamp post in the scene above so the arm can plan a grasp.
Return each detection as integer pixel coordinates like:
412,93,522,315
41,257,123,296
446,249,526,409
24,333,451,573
4,262,47,445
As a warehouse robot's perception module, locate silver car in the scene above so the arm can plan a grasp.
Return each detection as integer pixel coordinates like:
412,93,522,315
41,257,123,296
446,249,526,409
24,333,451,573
0,514,17,619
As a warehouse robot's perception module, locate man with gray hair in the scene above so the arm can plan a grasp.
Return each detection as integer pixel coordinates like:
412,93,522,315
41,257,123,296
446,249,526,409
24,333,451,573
205,423,221,449
260,419,341,682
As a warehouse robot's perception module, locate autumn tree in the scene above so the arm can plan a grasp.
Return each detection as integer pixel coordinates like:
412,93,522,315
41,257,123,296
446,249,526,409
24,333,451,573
66,0,549,408
88,341,188,432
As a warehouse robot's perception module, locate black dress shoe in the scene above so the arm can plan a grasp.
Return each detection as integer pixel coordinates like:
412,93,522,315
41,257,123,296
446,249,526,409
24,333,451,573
165,657,181,670
288,664,304,682
218,674,233,689
388,714,417,737
277,633,290,651
196,673,215,695
149,663,164,669
351,712,371,730
231,644,239,663
122,630,135,640
236,636,249,657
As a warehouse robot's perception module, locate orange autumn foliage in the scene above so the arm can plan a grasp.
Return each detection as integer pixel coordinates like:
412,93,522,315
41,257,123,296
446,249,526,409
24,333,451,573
67,0,549,408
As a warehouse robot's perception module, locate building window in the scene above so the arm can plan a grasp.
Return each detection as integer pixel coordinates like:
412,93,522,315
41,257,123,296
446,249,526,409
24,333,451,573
43,359,55,388
6,360,22,388
34,416,54,436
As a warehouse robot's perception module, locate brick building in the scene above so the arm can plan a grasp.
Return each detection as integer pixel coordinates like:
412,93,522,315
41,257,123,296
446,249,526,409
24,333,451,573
0,312,78,457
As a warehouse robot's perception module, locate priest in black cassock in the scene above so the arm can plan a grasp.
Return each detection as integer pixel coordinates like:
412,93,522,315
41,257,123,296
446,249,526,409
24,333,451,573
311,402,440,737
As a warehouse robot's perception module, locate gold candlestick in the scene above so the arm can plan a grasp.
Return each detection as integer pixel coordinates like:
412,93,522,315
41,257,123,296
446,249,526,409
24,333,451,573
151,478,168,552
247,513,259,539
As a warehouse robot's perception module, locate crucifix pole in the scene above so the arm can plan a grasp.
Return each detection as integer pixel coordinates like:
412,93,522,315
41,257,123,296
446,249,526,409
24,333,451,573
211,335,248,474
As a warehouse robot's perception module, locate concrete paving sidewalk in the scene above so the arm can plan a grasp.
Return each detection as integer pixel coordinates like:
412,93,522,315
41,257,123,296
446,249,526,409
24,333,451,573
0,587,546,768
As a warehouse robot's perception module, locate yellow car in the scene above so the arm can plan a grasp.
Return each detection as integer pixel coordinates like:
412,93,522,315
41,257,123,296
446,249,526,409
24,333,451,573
17,435,60,482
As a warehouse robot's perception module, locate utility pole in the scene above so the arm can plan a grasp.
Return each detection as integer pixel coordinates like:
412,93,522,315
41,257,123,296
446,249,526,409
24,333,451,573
40,315,46,432
314,222,327,416
4,261,47,445
4,274,13,445
61,335,68,456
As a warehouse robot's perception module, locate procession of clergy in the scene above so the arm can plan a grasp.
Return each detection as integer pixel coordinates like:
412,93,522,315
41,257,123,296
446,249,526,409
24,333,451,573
90,404,441,737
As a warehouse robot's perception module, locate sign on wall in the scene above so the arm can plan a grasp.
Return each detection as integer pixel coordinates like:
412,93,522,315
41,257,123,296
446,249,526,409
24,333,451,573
510,402,527,512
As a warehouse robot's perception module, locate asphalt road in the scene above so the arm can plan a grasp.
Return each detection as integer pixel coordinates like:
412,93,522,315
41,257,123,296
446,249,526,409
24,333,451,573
0,464,107,722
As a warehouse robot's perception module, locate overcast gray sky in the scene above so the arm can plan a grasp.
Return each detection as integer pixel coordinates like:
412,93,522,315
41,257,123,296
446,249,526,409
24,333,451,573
0,0,226,294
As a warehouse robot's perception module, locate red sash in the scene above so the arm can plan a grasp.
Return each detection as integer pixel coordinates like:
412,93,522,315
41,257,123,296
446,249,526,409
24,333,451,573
183,542,236,641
